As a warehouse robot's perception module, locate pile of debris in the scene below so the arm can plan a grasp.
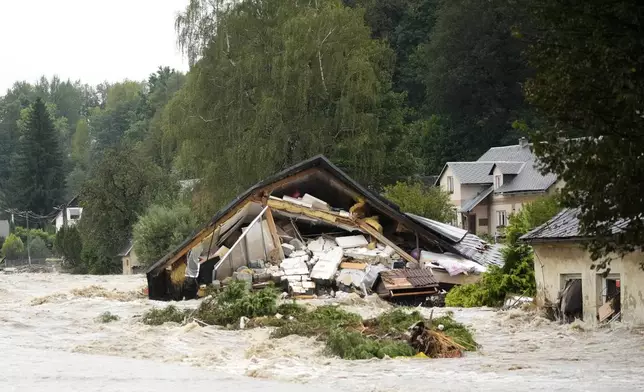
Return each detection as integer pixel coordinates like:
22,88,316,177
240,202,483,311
228,232,405,298
146,155,502,302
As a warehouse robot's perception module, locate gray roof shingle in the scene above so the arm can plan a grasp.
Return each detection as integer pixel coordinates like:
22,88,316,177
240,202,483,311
521,208,628,242
490,162,525,175
460,185,494,213
494,158,558,194
448,162,495,184
478,144,534,162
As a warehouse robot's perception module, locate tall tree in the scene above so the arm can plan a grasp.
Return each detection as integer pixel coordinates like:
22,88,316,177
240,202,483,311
78,147,175,273
521,0,644,267
9,98,65,215
416,0,532,170
166,0,418,217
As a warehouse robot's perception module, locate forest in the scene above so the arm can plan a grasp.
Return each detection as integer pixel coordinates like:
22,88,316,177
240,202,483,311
0,0,642,273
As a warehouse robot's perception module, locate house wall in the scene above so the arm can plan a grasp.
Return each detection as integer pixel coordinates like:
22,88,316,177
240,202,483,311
470,203,490,235
54,207,84,232
0,220,8,239
532,242,644,325
439,166,461,203
490,193,546,235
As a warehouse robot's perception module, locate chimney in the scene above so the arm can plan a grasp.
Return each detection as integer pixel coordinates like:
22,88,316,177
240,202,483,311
518,137,528,148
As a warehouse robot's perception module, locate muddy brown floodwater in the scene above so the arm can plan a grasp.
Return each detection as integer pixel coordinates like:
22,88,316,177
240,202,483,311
1,273,644,392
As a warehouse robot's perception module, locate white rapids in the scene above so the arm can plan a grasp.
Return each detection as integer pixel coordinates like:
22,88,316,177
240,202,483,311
1,273,644,392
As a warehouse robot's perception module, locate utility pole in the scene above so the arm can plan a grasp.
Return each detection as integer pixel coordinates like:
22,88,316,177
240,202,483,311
26,212,31,265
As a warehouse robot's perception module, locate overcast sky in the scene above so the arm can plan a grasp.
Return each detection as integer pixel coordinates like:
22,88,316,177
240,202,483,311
0,0,189,93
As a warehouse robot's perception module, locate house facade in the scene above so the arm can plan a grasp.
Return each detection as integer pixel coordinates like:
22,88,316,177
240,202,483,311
522,209,643,325
54,196,83,232
436,138,562,236
119,240,142,275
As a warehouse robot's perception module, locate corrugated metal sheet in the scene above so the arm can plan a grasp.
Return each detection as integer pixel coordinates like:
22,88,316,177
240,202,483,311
406,213,468,242
407,213,505,267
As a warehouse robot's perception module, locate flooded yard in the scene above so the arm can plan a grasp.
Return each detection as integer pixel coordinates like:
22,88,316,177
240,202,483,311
1,272,643,391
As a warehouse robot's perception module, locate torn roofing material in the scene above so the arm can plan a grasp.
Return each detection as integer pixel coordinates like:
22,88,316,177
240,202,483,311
147,155,451,276
406,213,504,267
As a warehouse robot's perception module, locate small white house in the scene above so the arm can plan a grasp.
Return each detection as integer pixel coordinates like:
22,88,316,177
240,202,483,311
119,239,141,275
54,196,83,232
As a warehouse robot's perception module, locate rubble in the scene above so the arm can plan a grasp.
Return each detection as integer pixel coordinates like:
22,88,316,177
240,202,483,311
147,155,502,302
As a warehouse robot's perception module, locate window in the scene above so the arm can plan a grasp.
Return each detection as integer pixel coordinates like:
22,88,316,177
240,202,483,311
496,210,507,227
68,208,82,220
447,176,454,194
494,175,502,189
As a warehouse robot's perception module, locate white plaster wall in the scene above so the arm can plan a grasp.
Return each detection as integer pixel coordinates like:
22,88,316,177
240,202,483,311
470,203,490,235
460,184,488,202
439,166,461,203
532,242,644,325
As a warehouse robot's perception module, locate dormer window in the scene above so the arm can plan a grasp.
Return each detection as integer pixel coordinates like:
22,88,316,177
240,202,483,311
494,175,502,189
447,176,454,194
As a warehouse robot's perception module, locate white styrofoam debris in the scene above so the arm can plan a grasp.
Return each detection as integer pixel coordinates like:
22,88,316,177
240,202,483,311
338,210,351,218
380,245,395,257
282,195,313,208
335,235,369,249
336,269,367,287
307,237,325,252
281,243,295,256
281,255,310,275
290,250,308,257
310,247,344,280
420,250,486,276
302,194,330,210
302,281,316,289
376,243,386,251
362,264,389,289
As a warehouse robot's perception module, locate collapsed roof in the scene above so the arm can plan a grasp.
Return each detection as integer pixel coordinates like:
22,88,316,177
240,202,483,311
146,155,502,300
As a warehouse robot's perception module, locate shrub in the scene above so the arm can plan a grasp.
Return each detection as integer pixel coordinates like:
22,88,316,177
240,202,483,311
325,329,415,359
271,306,363,338
13,227,55,250
28,237,51,258
133,203,198,267
2,234,25,259
193,280,279,326
142,305,191,325
383,181,453,223
97,311,120,323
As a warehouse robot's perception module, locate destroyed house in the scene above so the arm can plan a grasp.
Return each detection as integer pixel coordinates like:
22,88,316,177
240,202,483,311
522,208,643,325
146,155,503,301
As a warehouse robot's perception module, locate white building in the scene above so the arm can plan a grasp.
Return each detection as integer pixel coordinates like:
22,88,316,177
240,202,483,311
54,196,83,232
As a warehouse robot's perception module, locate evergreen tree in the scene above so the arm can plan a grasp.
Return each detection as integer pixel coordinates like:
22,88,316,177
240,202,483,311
10,98,65,215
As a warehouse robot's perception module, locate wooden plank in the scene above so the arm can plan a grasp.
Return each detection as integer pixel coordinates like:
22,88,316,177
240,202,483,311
264,207,285,260
339,262,367,270
356,219,419,266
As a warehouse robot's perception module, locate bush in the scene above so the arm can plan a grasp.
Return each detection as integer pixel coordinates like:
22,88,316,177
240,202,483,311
326,329,415,359
54,226,84,272
383,181,453,223
271,306,363,339
13,227,55,250
28,237,51,258
133,203,198,267
142,305,190,325
193,280,279,326
2,234,25,259
97,311,120,323
445,195,561,307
